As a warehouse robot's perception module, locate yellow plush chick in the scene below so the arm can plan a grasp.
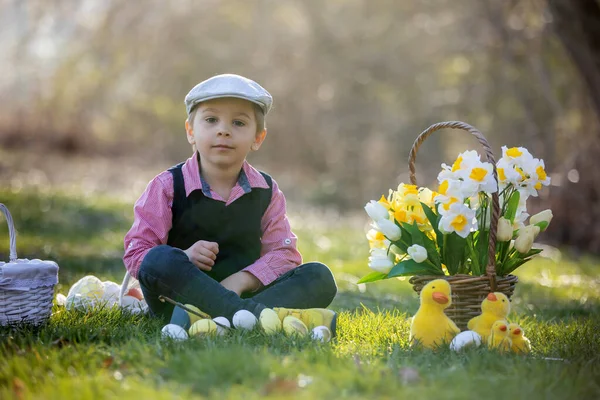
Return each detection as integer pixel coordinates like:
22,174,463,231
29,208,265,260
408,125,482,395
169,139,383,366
508,323,531,354
410,279,460,349
487,320,512,352
467,292,511,341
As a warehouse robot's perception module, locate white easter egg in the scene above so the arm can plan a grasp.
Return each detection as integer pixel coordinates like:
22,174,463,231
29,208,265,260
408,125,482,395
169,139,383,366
232,310,258,330
161,324,188,341
212,316,231,336
450,330,482,352
311,325,332,342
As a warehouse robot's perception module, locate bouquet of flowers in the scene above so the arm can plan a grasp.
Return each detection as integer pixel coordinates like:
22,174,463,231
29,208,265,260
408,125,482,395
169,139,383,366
359,145,552,284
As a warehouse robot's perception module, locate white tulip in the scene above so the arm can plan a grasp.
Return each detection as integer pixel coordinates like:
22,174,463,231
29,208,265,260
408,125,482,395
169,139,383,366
497,217,513,242
376,219,402,241
407,244,428,263
529,209,553,231
368,249,394,273
514,225,539,253
365,200,389,222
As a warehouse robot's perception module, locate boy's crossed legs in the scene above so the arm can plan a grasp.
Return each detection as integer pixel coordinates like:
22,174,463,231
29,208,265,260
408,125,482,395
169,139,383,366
137,245,338,333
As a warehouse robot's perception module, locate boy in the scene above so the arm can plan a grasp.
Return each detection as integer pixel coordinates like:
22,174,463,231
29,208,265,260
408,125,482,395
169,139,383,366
123,74,338,338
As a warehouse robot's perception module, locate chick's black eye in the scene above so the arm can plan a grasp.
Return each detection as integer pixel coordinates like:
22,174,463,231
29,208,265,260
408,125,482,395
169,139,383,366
432,286,435,289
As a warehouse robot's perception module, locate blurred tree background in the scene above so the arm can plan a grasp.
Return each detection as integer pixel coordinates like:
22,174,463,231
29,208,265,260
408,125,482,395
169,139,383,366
0,0,598,253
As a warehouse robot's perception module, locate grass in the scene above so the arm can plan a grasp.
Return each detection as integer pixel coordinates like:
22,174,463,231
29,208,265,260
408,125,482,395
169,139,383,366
1,187,599,399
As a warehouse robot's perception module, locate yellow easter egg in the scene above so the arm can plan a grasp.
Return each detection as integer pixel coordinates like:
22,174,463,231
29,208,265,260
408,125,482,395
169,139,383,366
282,316,308,336
259,308,282,334
189,319,217,336
184,304,205,325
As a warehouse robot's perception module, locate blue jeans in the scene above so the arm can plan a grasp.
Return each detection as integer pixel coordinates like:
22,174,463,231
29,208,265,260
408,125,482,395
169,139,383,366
137,245,337,326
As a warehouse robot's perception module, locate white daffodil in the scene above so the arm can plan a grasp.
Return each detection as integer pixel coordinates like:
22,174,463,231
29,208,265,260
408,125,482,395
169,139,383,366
368,248,394,273
455,155,498,196
530,209,553,231
375,219,402,241
407,244,428,263
438,202,477,238
496,158,523,190
497,217,514,242
435,195,462,216
501,146,535,166
365,200,389,222
518,158,551,198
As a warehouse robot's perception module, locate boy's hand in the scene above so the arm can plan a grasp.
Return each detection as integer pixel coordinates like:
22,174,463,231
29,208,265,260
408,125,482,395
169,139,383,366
220,271,262,296
184,240,219,271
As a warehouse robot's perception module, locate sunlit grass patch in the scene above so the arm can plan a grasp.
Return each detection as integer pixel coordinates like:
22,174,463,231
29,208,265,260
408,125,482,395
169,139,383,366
1,187,600,399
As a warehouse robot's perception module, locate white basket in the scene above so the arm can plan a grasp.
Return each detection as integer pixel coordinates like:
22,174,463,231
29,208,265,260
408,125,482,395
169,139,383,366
0,203,59,326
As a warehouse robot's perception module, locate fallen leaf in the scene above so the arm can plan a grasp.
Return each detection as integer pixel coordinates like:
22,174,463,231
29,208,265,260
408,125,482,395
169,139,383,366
261,376,298,395
102,356,114,369
12,377,27,400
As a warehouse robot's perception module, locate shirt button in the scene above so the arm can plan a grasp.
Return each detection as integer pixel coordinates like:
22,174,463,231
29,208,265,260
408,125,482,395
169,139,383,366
284,238,292,245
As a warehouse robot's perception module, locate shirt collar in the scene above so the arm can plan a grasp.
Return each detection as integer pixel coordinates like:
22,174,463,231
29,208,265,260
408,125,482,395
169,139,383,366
180,152,269,198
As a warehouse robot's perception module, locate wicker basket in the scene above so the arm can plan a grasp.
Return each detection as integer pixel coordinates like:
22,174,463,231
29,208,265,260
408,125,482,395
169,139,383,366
406,121,518,330
0,204,59,326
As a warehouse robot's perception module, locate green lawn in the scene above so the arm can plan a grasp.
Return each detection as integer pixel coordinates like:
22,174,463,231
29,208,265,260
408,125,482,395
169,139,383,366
1,188,599,399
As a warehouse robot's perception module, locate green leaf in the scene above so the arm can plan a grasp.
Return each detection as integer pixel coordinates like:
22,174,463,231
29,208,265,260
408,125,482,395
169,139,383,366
443,232,467,275
505,190,520,223
475,229,490,274
403,221,442,270
467,238,481,276
388,259,444,278
421,202,443,249
394,225,412,253
357,271,389,284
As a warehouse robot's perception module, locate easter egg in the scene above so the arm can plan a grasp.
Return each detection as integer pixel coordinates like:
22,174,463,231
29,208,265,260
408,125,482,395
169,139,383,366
189,319,217,336
125,287,144,301
161,324,188,341
212,316,231,336
450,330,482,352
232,310,258,330
184,304,204,325
311,325,332,342
282,316,308,336
259,308,282,334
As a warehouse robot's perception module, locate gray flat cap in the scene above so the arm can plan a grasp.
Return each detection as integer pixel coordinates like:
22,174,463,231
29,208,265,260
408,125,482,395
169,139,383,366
184,74,273,116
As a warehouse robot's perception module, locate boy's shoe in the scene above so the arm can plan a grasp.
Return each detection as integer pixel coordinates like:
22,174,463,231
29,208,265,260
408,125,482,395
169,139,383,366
273,308,337,337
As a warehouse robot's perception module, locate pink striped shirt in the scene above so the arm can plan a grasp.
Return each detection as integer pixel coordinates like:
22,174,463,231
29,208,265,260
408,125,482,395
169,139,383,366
123,154,302,285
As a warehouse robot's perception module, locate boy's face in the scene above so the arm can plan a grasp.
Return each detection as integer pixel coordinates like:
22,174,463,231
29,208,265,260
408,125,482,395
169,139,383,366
185,97,266,171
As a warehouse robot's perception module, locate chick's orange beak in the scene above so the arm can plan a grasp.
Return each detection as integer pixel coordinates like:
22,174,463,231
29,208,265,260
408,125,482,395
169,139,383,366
487,293,497,301
513,328,521,335
432,292,449,304
500,325,507,331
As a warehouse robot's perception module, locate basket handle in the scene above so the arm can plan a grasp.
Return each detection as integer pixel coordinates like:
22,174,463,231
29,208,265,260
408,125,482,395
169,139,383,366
408,121,500,289
0,204,18,262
